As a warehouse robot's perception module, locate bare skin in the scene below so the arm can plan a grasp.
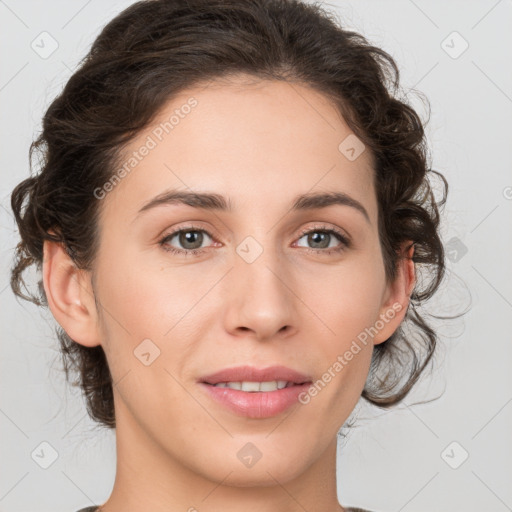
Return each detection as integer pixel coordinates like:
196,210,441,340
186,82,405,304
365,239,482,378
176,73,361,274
43,75,415,512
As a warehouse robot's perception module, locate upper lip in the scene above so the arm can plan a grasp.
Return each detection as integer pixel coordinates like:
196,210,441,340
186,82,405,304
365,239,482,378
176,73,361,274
199,365,312,385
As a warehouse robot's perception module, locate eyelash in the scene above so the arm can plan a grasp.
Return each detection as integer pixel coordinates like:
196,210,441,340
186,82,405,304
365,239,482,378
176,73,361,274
158,223,351,258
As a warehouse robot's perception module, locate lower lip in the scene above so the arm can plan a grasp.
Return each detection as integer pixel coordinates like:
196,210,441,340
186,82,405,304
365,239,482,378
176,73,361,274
199,382,312,419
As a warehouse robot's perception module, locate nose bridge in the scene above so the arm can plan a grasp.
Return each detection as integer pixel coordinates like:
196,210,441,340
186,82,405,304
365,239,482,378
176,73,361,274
235,233,288,303
223,231,297,338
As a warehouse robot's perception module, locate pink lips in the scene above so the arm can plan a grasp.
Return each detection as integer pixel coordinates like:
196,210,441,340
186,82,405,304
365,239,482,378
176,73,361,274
198,365,313,419
200,365,311,385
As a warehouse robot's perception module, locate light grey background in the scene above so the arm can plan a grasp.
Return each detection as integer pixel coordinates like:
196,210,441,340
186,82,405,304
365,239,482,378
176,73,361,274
1,1,511,511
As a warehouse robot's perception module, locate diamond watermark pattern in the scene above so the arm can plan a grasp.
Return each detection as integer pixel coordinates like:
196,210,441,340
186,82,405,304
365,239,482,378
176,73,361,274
134,338,161,366
441,441,469,469
31,441,59,469
441,31,469,59
237,442,263,468
236,236,264,264
30,31,59,59
338,134,365,161
446,236,468,263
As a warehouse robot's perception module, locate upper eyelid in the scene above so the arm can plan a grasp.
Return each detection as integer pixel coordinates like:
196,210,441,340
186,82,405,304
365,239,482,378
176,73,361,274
296,223,349,239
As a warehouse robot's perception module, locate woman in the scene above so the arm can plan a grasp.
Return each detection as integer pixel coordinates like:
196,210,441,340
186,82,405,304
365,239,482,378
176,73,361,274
10,0,448,510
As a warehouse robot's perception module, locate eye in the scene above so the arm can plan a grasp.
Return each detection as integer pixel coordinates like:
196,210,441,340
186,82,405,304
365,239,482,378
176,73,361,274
159,226,215,257
295,225,350,255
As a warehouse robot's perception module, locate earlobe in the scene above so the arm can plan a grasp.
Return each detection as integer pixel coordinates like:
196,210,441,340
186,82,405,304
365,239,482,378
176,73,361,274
42,237,101,347
373,242,416,345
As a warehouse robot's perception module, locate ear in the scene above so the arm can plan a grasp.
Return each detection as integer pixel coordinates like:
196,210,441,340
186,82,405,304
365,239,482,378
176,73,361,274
42,234,101,347
373,241,415,345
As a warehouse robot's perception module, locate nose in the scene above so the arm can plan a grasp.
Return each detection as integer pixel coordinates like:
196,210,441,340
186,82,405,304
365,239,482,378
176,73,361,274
223,249,298,342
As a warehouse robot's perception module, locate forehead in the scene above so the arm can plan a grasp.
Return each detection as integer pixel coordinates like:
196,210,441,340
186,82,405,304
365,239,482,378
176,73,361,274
100,76,377,225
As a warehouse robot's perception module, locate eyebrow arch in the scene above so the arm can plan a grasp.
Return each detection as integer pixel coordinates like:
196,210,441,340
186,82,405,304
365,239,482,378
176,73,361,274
135,189,370,224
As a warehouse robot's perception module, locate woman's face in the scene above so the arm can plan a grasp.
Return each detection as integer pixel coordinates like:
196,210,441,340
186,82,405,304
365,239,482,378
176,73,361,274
56,77,412,487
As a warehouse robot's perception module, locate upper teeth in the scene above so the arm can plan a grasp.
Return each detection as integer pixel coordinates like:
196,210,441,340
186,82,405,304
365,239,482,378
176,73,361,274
212,380,291,392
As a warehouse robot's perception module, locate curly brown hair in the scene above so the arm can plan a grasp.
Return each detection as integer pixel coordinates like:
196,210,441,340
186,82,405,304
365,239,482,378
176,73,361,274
10,0,448,429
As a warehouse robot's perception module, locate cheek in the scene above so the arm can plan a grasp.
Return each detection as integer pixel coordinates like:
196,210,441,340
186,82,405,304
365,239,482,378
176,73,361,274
297,254,385,409
306,266,381,419
94,249,212,385
302,256,386,341
96,245,198,334
93,259,199,405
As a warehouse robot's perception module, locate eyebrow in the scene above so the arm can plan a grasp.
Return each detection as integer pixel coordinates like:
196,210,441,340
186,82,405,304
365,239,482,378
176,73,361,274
135,189,370,224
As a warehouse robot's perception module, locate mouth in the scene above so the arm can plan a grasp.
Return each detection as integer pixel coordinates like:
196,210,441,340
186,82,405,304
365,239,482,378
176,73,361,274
198,365,313,418
199,364,312,386
204,380,307,391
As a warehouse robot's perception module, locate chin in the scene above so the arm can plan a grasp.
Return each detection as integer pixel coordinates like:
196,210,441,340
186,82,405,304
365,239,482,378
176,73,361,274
193,441,316,487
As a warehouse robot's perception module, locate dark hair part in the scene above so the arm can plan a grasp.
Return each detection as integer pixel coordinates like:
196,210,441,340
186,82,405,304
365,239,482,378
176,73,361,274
11,0,448,429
